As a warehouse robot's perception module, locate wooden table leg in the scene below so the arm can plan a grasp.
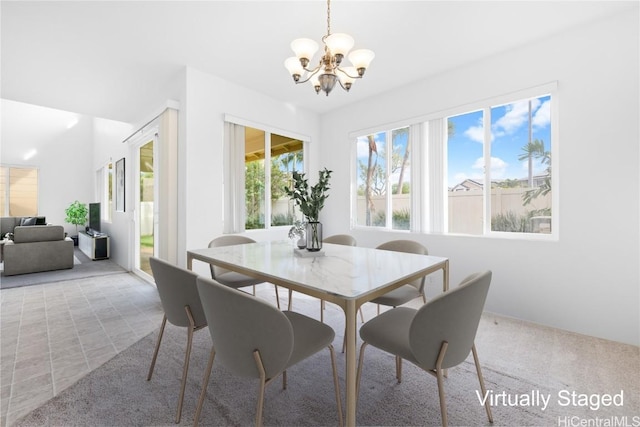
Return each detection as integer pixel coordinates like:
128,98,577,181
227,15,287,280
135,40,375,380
344,299,357,426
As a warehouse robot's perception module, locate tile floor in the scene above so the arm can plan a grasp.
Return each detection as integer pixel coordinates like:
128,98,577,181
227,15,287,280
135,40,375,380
0,273,164,426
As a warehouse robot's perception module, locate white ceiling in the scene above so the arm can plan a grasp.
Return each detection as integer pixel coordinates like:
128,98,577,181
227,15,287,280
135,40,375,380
1,1,635,124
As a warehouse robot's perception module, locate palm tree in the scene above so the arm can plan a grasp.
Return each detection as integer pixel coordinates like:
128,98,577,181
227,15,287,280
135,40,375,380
518,139,546,187
365,135,378,225
393,128,410,195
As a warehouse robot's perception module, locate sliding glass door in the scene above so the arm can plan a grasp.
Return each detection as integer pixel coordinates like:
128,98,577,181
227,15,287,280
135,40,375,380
132,133,157,280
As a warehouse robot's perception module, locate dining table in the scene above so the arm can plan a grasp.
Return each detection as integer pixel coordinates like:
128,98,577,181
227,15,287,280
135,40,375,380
187,239,449,426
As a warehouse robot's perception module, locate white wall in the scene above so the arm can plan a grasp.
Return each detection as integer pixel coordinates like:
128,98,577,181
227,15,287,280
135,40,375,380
92,117,133,268
179,67,321,276
320,11,639,345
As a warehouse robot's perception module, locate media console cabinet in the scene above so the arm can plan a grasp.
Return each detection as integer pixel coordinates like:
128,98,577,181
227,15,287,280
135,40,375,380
78,231,110,260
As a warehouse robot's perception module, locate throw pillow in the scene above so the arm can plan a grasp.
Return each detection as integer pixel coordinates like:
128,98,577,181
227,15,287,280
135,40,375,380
20,217,38,226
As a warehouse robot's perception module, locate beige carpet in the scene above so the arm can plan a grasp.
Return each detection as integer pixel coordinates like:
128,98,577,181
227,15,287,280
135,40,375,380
13,293,640,426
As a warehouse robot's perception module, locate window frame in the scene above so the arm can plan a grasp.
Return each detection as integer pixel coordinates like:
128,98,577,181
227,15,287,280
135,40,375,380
350,82,558,240
224,115,310,233
351,125,415,231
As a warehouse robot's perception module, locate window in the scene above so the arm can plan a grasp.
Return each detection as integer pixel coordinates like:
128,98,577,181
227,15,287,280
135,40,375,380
355,126,411,230
446,95,552,235
96,163,113,222
234,125,304,231
0,166,39,216
352,83,556,238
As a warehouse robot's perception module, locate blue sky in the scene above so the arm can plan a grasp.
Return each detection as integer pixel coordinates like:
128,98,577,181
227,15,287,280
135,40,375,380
354,95,551,190
448,95,551,186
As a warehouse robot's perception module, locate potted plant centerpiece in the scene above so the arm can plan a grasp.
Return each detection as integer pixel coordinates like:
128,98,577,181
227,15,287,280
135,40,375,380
65,200,88,246
284,168,332,251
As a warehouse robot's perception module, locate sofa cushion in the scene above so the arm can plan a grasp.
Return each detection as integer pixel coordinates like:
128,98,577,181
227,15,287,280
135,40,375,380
20,217,38,226
12,225,64,243
1,217,20,236
1,216,46,235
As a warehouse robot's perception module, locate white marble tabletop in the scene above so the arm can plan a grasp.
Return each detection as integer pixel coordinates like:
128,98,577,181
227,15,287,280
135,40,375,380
188,240,448,301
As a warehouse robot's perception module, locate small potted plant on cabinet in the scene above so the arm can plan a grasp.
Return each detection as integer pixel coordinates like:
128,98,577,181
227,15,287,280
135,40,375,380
65,200,88,246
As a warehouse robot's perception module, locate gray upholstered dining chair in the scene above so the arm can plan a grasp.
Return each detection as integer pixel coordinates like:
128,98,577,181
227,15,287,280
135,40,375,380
288,234,362,322
209,235,281,309
370,239,430,315
194,276,343,427
356,270,494,427
147,256,208,424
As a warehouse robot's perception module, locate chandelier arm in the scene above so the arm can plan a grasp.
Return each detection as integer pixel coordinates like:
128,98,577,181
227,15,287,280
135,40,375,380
336,67,363,79
294,67,322,85
337,79,350,92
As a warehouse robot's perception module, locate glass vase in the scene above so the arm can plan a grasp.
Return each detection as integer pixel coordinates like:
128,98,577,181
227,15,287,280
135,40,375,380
306,221,323,251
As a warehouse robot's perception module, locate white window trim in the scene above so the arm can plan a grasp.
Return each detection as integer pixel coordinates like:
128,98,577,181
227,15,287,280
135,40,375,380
350,81,559,240
223,115,310,233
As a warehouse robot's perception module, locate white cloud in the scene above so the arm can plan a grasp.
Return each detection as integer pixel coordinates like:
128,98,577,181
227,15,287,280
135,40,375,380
532,99,551,129
464,125,484,143
473,156,508,179
493,98,541,135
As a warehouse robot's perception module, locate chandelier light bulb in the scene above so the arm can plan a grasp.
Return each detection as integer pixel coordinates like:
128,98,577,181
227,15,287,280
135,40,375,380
291,38,319,66
284,57,304,81
325,33,354,63
348,49,375,75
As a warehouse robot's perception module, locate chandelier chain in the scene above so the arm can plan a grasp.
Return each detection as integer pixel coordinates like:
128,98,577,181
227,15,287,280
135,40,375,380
326,0,331,36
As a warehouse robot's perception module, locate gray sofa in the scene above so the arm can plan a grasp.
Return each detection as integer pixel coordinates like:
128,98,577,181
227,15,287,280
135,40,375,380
1,216,47,237
2,225,74,276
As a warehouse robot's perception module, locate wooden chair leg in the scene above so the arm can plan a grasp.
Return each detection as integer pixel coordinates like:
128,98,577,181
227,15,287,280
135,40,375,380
253,350,267,427
395,355,403,383
435,341,449,427
147,315,167,381
175,306,196,424
472,343,493,423
194,347,216,427
274,285,281,309
328,344,344,427
356,342,368,401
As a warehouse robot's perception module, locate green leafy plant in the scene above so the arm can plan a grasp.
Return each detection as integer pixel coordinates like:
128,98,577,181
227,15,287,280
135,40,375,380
64,200,88,235
284,168,332,223
284,168,332,250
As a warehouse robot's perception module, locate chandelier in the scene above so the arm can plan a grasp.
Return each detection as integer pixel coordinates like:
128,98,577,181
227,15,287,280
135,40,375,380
284,0,375,96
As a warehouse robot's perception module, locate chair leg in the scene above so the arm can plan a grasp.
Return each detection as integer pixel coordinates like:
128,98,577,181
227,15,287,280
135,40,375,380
356,342,368,402
175,306,196,424
328,344,344,427
147,314,167,381
395,355,403,383
472,343,493,423
320,300,325,323
274,285,281,309
435,341,449,427
194,347,216,427
288,289,293,311
253,350,268,427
